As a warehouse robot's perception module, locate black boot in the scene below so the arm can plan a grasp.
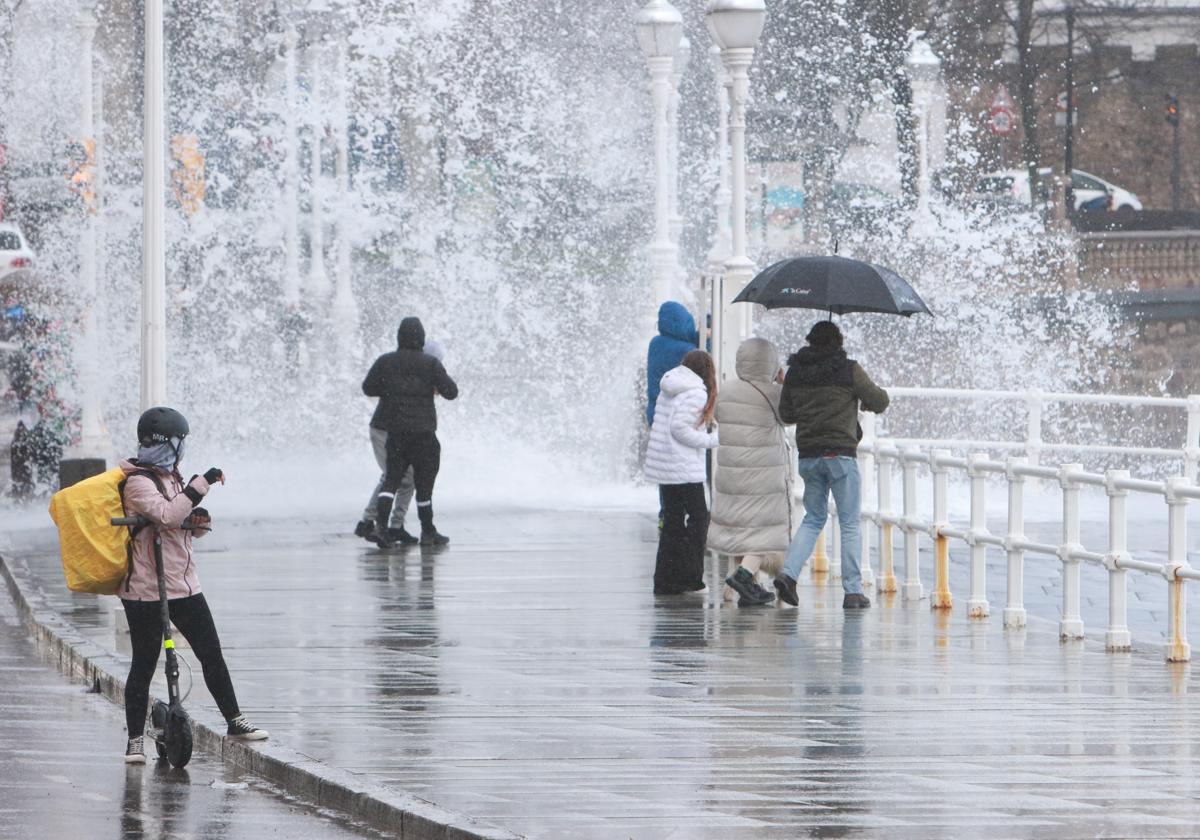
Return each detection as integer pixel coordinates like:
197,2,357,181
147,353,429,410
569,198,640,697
417,502,449,546
354,519,379,544
374,496,395,549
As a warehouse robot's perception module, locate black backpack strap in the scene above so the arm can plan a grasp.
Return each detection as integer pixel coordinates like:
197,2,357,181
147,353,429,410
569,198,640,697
118,467,170,593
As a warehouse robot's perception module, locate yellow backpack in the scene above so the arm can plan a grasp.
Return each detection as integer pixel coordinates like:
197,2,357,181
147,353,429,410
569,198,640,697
48,467,162,595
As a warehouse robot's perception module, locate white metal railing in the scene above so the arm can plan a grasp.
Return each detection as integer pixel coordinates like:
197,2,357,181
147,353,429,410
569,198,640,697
793,389,1200,664
882,387,1200,482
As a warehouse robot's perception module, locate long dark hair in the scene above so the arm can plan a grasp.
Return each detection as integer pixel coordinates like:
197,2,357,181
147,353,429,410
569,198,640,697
681,349,716,427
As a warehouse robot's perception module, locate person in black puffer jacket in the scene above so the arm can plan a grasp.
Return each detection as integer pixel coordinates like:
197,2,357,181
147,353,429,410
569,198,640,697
773,320,888,611
362,317,458,548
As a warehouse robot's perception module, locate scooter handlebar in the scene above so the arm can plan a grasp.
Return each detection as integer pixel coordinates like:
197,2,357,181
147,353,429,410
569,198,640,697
110,514,209,532
111,515,149,527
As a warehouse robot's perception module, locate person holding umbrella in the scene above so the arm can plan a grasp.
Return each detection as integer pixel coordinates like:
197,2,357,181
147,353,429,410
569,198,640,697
773,321,888,609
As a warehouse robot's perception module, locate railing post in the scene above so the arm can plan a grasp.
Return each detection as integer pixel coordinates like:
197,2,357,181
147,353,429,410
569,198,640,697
966,453,990,618
1003,456,1028,629
930,448,952,610
877,452,896,594
812,526,829,574
901,448,924,602
1164,477,1191,663
1058,463,1085,640
1025,389,1043,467
1184,395,1200,484
1103,469,1132,652
858,413,876,590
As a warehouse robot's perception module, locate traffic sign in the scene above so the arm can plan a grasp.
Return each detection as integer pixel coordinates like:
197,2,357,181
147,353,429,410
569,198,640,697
991,85,1016,112
989,106,1014,136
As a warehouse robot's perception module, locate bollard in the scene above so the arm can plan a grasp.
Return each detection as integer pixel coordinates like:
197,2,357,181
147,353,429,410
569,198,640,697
830,502,842,583
1003,456,1028,628
1058,463,1085,640
877,453,897,594
1164,478,1191,663
901,448,923,601
858,415,876,590
930,449,952,610
812,526,829,575
966,453,990,619
1103,470,1132,652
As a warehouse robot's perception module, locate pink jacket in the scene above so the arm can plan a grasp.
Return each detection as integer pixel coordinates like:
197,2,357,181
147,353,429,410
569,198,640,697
117,460,211,601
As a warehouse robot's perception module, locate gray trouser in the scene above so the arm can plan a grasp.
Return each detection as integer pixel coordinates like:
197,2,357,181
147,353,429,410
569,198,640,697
362,426,415,527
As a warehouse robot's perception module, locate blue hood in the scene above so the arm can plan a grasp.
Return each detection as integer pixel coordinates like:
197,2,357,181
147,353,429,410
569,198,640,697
657,302,697,344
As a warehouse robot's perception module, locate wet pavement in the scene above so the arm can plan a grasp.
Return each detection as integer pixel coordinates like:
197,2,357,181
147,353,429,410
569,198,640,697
0,569,385,840
8,505,1200,838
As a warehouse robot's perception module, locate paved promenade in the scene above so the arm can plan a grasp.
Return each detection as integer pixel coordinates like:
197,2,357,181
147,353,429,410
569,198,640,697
0,564,384,840
7,505,1200,838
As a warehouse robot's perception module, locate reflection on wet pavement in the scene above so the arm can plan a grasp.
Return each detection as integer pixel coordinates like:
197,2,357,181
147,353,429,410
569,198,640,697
14,507,1200,839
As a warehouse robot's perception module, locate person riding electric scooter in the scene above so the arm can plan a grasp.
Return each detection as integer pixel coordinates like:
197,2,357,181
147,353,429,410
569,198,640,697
117,406,268,764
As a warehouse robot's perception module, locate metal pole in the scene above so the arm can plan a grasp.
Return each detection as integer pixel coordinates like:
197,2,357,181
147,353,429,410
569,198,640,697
282,27,301,305
332,43,357,343
719,46,756,384
1104,469,1132,652
141,0,167,409
1064,5,1075,214
307,45,328,299
1059,463,1085,640
1003,456,1028,628
648,54,679,306
1172,118,1182,213
705,45,732,276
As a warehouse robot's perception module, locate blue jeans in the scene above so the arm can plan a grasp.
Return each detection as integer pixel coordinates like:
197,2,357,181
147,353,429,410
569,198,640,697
782,456,863,594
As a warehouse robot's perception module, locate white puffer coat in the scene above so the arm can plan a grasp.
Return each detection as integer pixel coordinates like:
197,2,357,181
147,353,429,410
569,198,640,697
644,365,718,485
707,338,795,554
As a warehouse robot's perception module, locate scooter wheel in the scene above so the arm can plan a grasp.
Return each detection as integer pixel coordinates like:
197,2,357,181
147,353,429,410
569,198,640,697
165,708,193,768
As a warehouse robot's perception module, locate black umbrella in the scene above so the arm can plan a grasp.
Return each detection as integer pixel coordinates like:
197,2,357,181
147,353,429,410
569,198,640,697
732,255,933,317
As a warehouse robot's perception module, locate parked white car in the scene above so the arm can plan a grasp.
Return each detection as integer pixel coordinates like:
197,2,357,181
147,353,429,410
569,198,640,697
0,223,35,281
971,168,1142,214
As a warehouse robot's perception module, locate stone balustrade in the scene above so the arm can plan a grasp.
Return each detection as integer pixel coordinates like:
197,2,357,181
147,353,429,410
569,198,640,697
1079,230,1200,290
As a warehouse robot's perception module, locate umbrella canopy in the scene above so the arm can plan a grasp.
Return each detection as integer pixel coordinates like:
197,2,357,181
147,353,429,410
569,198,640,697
733,255,932,317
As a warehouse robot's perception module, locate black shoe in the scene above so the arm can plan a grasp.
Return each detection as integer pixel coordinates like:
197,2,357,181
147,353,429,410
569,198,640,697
843,593,871,609
420,529,449,546
737,581,775,607
773,574,799,607
355,520,379,544
725,567,762,602
388,527,420,546
373,524,394,549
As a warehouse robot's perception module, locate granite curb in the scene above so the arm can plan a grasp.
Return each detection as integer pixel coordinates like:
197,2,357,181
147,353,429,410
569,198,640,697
0,551,521,840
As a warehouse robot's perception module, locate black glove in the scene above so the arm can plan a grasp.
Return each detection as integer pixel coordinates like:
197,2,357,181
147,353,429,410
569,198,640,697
204,467,224,485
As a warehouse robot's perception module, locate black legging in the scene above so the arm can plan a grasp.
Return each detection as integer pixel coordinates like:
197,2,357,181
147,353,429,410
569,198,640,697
378,431,441,530
122,593,240,736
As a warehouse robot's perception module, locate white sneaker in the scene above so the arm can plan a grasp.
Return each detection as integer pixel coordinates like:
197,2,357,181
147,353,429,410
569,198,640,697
226,715,269,741
124,735,146,764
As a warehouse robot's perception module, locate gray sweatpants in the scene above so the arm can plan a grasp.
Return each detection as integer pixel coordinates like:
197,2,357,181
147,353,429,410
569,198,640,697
362,426,415,527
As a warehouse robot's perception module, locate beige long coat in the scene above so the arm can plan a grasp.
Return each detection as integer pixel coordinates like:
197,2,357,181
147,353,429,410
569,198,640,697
707,338,795,556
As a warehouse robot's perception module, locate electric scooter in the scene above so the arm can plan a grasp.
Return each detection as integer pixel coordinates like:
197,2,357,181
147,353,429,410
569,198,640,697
111,513,204,768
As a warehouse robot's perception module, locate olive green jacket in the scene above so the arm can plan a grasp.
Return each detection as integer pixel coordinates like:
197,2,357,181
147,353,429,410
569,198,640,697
779,347,889,457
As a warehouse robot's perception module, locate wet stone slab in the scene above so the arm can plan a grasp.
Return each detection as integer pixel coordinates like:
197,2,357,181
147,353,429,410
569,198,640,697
12,506,1200,839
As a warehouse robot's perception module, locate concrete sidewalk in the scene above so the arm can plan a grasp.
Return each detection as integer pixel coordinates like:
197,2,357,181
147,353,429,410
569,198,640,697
7,506,1200,838
0,568,389,840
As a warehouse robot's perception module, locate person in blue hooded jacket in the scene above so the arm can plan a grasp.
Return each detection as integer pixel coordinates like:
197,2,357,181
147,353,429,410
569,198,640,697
646,302,699,425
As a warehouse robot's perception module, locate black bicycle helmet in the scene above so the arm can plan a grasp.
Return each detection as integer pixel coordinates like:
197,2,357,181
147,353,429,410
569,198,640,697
137,407,190,446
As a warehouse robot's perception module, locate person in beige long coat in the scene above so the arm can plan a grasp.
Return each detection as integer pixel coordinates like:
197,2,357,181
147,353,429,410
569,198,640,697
707,337,795,606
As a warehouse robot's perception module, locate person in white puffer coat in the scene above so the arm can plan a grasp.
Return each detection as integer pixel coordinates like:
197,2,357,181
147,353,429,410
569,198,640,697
706,337,794,607
644,350,719,595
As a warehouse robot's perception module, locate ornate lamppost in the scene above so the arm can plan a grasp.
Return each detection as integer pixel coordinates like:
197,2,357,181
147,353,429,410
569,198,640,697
667,35,691,264
906,33,942,220
706,0,766,383
635,0,683,306
705,43,732,275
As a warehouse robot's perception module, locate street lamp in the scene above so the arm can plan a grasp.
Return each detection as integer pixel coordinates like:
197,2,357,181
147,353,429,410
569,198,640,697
282,27,301,306
705,43,732,276
332,42,359,358
62,8,110,482
142,0,167,409
667,35,691,258
635,0,683,306
307,43,329,299
906,33,942,220
706,0,766,383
